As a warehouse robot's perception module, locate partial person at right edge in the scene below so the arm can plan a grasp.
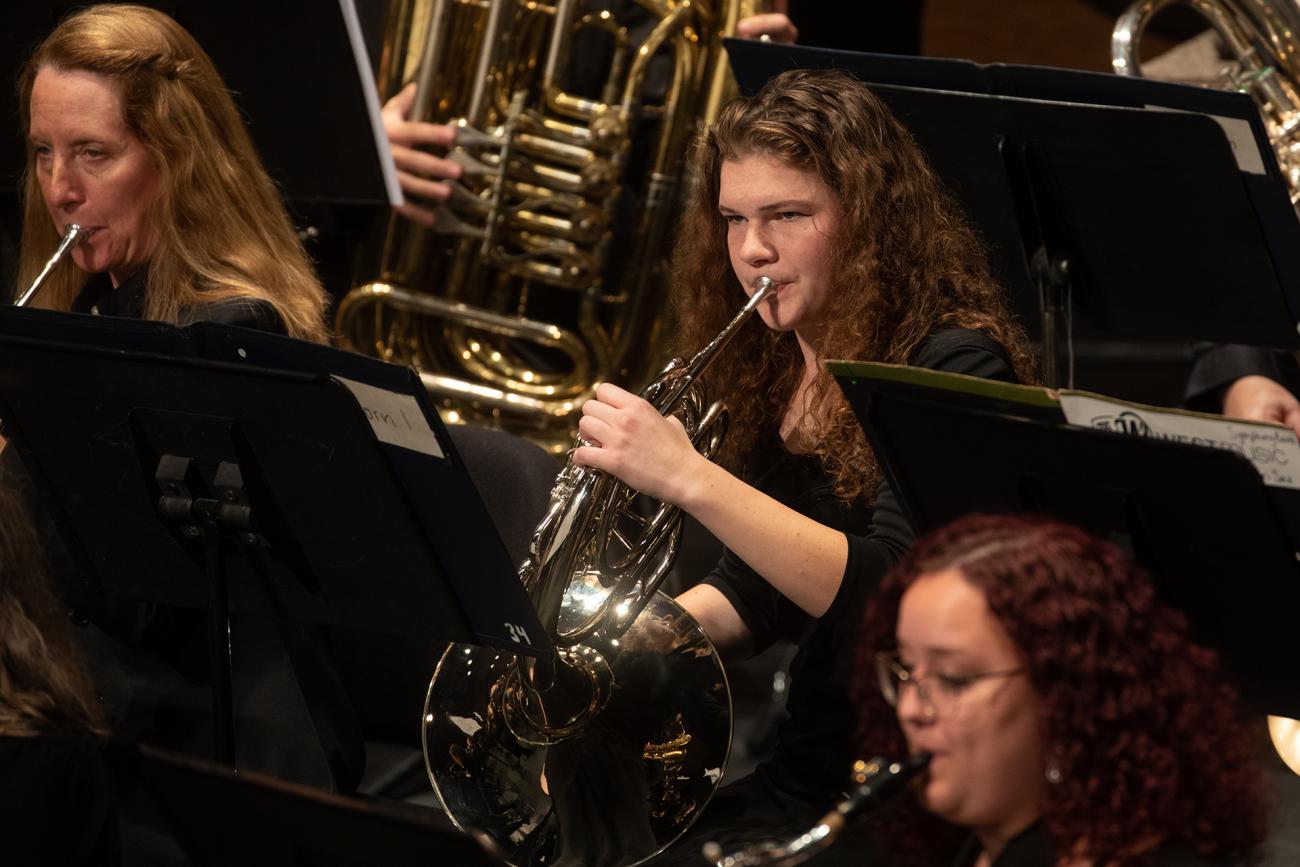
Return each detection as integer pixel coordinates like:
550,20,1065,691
1185,343,1300,437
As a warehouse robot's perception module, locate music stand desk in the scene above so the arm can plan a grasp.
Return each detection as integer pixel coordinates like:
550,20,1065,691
831,359,1300,719
122,744,505,867
0,308,549,762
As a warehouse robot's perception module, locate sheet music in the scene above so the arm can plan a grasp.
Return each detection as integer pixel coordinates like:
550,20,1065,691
333,375,446,459
1059,393,1300,489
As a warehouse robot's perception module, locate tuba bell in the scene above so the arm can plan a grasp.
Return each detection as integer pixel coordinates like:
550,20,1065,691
423,278,775,867
336,0,763,452
1111,0,1300,206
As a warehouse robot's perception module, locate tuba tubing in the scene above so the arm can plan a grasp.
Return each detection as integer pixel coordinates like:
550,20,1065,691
1111,0,1300,204
337,0,768,452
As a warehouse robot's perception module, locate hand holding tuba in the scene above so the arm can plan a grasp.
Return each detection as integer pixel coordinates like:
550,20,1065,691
336,0,771,453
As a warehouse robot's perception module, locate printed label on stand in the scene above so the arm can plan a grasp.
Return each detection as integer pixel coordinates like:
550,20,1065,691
1060,393,1300,489
333,376,445,459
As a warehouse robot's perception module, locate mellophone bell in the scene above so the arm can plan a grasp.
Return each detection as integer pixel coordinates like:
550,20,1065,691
2,2,1298,866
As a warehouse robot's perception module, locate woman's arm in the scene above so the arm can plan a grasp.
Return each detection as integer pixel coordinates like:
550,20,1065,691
573,382,848,618
574,335,1019,623
676,584,755,661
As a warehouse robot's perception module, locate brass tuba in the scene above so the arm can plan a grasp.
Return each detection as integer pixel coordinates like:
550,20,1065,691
423,278,774,867
336,0,760,452
1111,0,1300,205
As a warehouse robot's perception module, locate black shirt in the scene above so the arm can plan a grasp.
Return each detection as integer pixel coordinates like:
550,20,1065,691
0,734,118,866
71,267,287,334
953,822,1236,867
703,328,1017,802
1184,342,1300,414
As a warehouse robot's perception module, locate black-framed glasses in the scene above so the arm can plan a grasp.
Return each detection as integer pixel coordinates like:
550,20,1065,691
874,652,1024,720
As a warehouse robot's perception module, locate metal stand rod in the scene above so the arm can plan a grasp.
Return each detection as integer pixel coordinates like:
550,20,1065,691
1035,253,1071,390
157,455,257,769
202,521,236,766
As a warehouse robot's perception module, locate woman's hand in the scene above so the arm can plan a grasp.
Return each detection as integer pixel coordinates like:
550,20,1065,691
382,83,464,228
735,13,798,45
1223,374,1300,437
571,382,712,506
575,382,849,619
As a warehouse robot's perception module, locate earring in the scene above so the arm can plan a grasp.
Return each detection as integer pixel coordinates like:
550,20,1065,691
1045,763,1062,785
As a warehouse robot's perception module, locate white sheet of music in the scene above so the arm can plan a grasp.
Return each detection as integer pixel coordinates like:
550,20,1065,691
333,376,446,459
1059,393,1300,490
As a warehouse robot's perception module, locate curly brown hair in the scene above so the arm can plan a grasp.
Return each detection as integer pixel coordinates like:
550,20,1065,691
853,513,1267,865
0,462,107,739
670,68,1035,501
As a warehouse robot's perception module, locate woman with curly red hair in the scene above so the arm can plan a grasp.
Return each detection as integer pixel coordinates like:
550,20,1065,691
574,68,1033,858
855,513,1267,866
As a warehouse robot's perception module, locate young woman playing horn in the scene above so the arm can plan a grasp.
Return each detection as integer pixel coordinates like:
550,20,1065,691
572,67,1035,859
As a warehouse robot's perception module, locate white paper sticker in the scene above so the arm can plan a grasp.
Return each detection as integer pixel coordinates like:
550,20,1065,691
1059,394,1300,489
333,376,445,459
1144,104,1267,175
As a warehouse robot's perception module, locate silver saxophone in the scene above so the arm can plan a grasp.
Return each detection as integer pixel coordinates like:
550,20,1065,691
705,753,932,867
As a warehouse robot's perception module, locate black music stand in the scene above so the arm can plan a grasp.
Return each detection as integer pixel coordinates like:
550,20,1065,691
831,360,1300,720
0,307,549,767
727,41,1300,386
117,744,505,866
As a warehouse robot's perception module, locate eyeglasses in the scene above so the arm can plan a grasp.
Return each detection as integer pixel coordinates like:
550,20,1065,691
875,652,1024,720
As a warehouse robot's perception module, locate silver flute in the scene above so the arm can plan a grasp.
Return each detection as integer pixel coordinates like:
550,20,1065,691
704,753,932,867
15,224,85,307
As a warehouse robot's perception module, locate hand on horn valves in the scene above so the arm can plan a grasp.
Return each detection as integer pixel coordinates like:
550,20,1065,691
573,382,715,507
382,82,464,229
